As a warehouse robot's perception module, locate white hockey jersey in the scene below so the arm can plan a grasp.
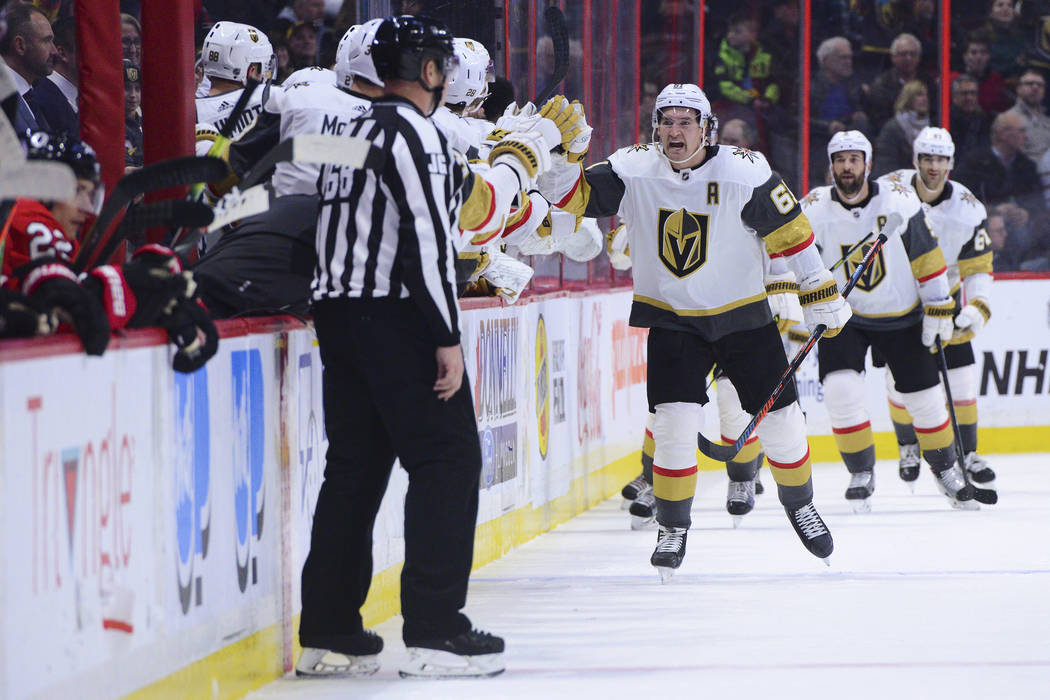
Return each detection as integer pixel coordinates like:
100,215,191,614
881,170,993,292
431,105,485,159
264,71,371,196
195,85,266,144
562,144,814,341
800,178,948,329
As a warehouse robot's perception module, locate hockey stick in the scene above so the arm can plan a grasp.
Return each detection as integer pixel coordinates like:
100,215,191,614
934,337,998,505
171,134,386,256
533,5,569,106
237,133,385,191
166,77,261,248
72,156,230,272
87,200,214,269
697,213,903,462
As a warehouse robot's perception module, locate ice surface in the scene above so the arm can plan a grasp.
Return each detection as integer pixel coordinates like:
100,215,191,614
249,454,1050,699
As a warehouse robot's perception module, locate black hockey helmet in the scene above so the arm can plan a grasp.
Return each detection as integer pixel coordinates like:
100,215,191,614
24,130,101,183
370,15,456,84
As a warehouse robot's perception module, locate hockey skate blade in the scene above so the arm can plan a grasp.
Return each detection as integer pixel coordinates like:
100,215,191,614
620,497,632,510
849,498,872,514
822,557,831,567
947,496,980,511
630,515,656,531
398,649,504,679
731,515,745,529
656,566,676,584
973,487,998,505
295,649,380,678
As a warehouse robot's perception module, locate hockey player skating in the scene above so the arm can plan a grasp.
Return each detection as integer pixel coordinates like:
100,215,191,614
543,83,850,580
800,130,984,513
879,127,996,491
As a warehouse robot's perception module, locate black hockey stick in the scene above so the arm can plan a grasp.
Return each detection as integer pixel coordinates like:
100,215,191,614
72,156,230,272
237,133,386,192
87,200,214,270
166,77,261,247
170,134,386,256
934,337,998,505
697,213,903,462
533,5,569,106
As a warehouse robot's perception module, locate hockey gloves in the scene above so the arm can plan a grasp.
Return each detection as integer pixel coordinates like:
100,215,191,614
921,297,956,348
19,260,111,355
539,95,592,163
798,269,852,337
488,115,560,190
0,287,52,339
606,222,631,270
950,299,990,345
764,270,804,333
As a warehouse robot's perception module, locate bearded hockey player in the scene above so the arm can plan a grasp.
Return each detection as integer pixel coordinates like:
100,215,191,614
879,127,996,490
801,130,981,512
541,82,849,580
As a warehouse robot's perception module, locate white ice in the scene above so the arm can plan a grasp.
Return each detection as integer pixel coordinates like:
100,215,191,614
249,454,1050,700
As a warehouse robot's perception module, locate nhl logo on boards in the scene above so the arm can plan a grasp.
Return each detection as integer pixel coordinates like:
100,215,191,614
657,207,709,278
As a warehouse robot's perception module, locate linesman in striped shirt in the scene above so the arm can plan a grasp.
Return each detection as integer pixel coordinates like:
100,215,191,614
298,15,561,680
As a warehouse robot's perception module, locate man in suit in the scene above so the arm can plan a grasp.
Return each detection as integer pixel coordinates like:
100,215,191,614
0,4,56,134
28,15,76,136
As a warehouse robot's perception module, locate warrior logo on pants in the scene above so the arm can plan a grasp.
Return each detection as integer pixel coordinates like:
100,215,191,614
657,207,709,278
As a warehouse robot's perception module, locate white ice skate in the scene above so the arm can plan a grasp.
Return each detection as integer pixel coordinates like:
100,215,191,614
898,442,921,492
933,464,980,511
650,526,687,583
628,486,657,530
964,452,996,489
726,479,755,528
399,629,505,679
295,647,380,678
845,470,875,513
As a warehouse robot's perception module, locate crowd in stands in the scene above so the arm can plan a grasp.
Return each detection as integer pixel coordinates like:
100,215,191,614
693,0,1050,271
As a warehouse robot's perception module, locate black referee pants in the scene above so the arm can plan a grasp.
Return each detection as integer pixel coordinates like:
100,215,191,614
300,298,482,650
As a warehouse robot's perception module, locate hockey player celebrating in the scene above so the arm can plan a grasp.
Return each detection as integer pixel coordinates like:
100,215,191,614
542,83,848,579
195,21,275,151
879,127,996,489
800,130,981,512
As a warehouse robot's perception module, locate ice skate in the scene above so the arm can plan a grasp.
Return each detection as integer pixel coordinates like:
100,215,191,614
785,502,833,564
898,442,921,491
844,470,875,513
628,486,657,530
964,452,996,487
932,464,980,510
650,525,688,583
400,628,505,679
296,630,383,678
726,479,755,528
621,474,648,509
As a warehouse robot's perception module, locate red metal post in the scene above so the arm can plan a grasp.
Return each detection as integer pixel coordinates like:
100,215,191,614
801,0,812,194
141,0,195,243
940,0,951,130
74,0,123,197
697,0,705,86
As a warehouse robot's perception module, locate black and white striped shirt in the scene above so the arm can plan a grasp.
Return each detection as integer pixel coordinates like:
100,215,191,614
313,95,470,347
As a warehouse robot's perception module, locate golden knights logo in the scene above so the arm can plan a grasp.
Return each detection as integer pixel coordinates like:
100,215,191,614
247,28,260,43
841,215,889,290
732,146,757,163
657,207,709,278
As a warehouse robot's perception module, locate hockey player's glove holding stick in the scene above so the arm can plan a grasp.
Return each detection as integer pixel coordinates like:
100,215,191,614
764,257,803,334
17,259,111,355
798,267,852,337
82,245,219,372
0,287,53,339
